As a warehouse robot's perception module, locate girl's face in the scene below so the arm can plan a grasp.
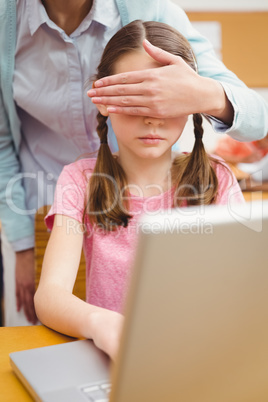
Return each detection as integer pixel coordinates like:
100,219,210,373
101,50,188,161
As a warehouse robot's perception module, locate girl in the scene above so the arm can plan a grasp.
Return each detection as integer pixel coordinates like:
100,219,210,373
34,20,244,360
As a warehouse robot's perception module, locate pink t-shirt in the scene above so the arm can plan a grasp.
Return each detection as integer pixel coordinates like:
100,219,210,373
46,157,244,313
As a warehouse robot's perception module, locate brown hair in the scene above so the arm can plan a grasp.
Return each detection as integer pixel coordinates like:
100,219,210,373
84,20,226,229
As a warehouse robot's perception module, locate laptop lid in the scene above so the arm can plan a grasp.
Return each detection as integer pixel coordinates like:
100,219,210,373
109,200,268,402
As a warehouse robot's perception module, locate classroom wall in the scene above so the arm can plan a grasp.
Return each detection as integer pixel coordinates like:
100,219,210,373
170,0,268,151
187,11,268,88
171,0,268,12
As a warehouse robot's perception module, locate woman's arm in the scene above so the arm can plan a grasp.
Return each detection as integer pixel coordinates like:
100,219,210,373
34,215,124,360
0,88,37,323
91,0,268,141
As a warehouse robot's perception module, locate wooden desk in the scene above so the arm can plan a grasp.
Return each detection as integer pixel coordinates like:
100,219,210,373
243,191,268,202
0,325,76,401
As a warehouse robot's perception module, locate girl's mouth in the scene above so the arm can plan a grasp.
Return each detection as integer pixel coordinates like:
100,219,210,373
138,135,164,144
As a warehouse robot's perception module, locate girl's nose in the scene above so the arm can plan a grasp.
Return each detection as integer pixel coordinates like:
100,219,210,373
144,116,164,126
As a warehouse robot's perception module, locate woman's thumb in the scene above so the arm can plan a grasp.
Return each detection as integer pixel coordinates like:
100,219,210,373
143,39,178,66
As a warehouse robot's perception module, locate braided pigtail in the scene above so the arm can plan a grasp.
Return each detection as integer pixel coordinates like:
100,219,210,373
84,113,132,230
172,113,218,206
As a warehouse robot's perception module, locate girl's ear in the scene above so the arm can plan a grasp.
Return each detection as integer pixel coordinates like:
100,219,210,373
95,103,109,116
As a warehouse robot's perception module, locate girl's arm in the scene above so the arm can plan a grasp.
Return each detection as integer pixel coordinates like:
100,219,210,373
34,214,124,360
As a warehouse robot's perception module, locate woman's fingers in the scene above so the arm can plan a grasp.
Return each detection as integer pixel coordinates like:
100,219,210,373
87,41,222,119
90,70,147,91
143,39,178,66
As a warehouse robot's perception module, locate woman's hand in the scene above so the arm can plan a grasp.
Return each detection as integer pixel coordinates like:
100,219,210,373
88,39,233,125
90,310,124,361
15,248,38,324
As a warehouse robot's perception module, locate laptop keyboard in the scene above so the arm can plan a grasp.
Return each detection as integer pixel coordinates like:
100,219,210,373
81,381,111,401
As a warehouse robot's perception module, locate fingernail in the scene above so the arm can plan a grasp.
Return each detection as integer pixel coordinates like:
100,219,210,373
91,97,102,103
87,89,96,97
144,39,152,47
107,106,116,113
95,80,104,88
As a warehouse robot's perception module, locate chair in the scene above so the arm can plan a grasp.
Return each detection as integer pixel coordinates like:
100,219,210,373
34,206,86,301
227,162,268,202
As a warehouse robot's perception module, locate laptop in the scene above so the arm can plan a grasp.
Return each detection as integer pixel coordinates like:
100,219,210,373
10,200,268,402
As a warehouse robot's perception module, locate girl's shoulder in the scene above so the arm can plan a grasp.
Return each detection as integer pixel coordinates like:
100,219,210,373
59,158,97,187
173,151,232,177
209,153,232,175
63,157,97,175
